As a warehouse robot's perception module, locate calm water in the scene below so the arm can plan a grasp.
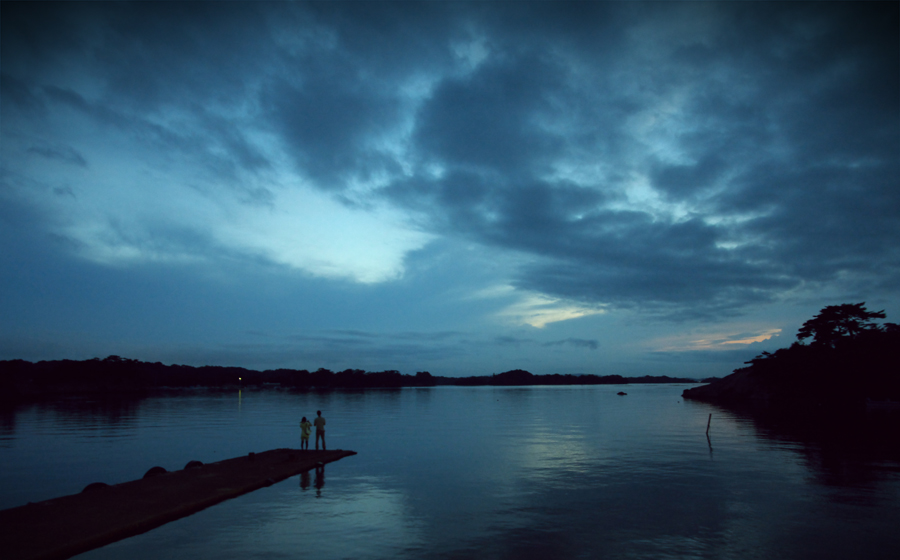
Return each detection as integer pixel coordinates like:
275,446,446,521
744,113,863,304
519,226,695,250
2,385,899,559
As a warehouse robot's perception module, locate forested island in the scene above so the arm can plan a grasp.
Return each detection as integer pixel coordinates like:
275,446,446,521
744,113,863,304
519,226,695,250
0,358,696,402
684,303,900,408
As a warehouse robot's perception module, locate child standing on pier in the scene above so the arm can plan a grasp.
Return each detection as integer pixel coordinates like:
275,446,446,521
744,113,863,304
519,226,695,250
299,416,312,450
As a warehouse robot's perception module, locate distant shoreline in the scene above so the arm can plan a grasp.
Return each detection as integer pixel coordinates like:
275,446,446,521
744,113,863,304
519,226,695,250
0,357,699,401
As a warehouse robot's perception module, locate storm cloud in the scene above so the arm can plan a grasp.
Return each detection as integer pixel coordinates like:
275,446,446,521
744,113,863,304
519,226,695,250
1,1,897,374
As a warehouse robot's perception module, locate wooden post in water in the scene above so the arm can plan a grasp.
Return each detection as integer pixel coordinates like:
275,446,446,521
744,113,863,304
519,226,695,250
706,413,712,435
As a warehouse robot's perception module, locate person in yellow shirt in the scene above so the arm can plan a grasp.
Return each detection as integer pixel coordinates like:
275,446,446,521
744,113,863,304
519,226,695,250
299,416,312,450
313,410,326,451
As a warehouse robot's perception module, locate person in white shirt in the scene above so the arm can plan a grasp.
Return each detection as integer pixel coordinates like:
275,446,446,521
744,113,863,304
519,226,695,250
314,410,326,451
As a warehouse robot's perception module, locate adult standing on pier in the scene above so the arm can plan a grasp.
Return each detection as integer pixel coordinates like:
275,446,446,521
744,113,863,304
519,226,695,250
314,410,326,451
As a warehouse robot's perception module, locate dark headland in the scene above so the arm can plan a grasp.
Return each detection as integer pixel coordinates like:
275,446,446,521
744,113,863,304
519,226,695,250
0,448,356,560
683,303,900,409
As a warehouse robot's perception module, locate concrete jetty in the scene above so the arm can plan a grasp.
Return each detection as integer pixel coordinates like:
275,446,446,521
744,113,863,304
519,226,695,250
0,448,356,560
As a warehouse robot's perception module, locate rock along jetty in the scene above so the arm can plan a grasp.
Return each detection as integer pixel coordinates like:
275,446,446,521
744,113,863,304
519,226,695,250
0,448,356,560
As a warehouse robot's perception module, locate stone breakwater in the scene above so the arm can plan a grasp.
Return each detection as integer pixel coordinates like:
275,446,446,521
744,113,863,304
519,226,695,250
0,448,357,560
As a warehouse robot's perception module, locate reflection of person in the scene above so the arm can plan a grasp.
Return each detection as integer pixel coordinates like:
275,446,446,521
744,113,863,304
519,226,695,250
314,410,326,450
299,416,312,450
315,464,325,496
300,470,310,490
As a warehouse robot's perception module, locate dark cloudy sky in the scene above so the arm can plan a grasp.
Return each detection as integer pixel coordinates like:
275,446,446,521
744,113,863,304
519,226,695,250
2,1,898,377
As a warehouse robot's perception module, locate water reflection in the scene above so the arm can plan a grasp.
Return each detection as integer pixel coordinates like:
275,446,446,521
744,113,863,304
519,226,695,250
299,464,326,497
48,396,145,427
0,406,16,444
315,464,325,497
712,403,900,496
4,386,900,560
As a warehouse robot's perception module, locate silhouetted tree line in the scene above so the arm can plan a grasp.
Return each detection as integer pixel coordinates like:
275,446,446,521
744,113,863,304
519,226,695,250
735,303,900,403
452,369,695,386
0,357,696,401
